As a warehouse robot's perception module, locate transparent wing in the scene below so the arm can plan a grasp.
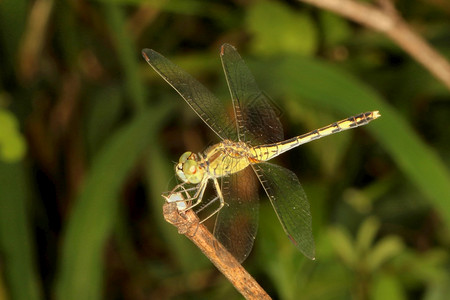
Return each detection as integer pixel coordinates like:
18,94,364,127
220,43,284,145
213,166,259,263
142,48,237,141
252,162,315,259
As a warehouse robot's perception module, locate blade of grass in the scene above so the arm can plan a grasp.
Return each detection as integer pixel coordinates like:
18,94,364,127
0,161,43,300
0,0,27,76
102,4,146,112
251,55,450,226
55,104,172,300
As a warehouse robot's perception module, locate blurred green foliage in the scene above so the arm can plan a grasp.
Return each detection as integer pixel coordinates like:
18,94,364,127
0,0,449,299
0,108,27,162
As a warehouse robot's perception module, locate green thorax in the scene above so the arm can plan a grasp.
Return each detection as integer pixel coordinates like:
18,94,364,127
204,140,259,177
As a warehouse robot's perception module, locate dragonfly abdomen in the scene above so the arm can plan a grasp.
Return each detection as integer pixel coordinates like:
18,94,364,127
252,111,380,161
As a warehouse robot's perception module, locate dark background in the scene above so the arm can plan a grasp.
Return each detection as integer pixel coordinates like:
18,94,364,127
0,0,449,299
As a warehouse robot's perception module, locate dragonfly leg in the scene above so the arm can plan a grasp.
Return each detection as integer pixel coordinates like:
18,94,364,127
179,176,209,212
162,176,225,222
198,177,225,224
162,181,203,210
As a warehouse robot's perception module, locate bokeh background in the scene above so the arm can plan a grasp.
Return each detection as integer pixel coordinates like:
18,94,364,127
1,0,449,299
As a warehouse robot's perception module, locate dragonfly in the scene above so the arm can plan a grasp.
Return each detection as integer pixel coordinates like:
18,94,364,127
142,44,380,262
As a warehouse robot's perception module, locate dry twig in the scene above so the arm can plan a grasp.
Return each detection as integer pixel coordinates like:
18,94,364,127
297,0,450,90
162,202,271,300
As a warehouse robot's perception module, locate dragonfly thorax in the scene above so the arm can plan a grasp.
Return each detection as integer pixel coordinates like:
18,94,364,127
203,140,258,178
175,151,205,184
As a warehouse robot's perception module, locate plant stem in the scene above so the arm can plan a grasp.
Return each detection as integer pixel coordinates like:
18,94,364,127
162,202,271,300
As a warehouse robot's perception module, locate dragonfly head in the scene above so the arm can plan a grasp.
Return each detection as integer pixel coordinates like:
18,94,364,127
175,151,204,184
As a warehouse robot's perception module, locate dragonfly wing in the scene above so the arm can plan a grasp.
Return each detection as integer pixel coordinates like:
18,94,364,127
142,49,237,141
252,162,315,260
220,43,284,144
213,166,259,263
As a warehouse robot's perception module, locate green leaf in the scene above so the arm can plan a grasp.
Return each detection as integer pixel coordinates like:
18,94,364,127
328,226,356,268
95,0,207,15
0,161,42,300
0,135,26,162
424,274,450,300
246,1,317,56
0,109,26,162
355,217,380,255
368,235,404,271
0,0,27,74
319,11,352,46
343,188,373,214
85,86,124,156
55,104,171,300
103,4,146,112
406,250,449,283
372,274,406,300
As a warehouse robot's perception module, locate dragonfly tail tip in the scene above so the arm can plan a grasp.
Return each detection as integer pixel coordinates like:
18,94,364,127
373,110,381,119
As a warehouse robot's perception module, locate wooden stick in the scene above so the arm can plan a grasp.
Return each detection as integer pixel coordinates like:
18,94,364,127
162,202,271,300
297,0,450,90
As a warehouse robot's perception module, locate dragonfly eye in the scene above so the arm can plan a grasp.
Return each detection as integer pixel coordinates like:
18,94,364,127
175,162,187,182
176,151,203,183
179,151,193,163
183,160,197,175
181,160,203,184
